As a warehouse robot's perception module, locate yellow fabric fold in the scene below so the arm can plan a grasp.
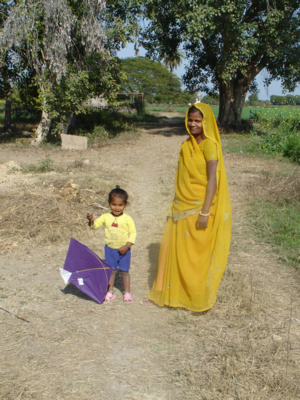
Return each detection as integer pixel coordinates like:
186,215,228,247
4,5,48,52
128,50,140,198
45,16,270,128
148,103,232,312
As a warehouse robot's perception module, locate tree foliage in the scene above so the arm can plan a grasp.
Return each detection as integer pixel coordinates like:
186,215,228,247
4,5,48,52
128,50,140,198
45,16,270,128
201,93,219,106
162,50,185,74
120,57,189,103
141,0,300,126
271,94,300,105
0,0,131,141
247,93,259,105
2,0,107,79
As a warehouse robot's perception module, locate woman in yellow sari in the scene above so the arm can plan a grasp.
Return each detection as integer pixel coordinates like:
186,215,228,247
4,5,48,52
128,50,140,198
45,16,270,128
148,103,232,312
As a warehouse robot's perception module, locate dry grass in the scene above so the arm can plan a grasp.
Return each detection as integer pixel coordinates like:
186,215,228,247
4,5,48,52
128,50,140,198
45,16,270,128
260,168,300,204
165,266,300,399
0,180,110,253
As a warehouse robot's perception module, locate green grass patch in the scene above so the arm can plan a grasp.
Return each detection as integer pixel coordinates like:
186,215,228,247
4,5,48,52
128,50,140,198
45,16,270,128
9,155,64,174
223,132,300,269
146,106,167,111
27,156,55,173
221,134,257,156
250,200,300,268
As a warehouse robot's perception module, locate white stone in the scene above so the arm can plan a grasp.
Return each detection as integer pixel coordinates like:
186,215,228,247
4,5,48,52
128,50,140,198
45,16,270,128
61,134,87,150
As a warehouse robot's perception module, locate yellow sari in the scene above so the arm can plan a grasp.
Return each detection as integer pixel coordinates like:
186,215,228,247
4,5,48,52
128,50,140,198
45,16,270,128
148,103,232,312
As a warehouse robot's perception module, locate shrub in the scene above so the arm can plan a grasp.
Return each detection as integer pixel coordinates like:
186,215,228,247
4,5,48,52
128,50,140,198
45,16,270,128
251,108,300,162
88,125,109,145
283,135,300,163
22,155,55,173
134,98,145,116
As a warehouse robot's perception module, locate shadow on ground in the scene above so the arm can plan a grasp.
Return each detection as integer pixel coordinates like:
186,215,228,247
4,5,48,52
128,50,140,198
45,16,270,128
61,283,99,303
0,131,32,144
147,243,160,290
137,117,186,137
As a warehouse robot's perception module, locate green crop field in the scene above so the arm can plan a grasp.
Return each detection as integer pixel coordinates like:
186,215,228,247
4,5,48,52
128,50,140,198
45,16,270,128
247,106,300,122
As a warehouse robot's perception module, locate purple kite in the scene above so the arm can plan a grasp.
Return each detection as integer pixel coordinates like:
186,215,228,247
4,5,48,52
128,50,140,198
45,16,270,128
60,238,113,304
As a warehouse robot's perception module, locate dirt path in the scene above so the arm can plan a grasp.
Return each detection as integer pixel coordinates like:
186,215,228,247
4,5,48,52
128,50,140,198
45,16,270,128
0,127,299,399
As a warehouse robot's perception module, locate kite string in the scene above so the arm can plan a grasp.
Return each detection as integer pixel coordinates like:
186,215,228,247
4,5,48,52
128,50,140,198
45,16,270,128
89,220,102,258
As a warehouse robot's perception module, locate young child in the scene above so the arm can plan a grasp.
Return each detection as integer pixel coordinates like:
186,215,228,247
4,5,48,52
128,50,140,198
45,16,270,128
87,186,136,303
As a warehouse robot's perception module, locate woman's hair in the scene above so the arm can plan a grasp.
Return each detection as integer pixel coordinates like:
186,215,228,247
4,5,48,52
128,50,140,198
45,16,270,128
188,105,203,118
108,185,128,204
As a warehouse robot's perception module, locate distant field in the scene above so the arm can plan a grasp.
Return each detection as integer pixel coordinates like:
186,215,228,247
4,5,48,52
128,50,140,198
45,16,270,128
147,106,167,111
147,105,300,121
147,105,220,117
249,106,300,121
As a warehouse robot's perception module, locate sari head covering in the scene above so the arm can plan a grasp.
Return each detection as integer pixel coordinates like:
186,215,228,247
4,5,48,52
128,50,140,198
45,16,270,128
148,103,232,312
171,102,226,220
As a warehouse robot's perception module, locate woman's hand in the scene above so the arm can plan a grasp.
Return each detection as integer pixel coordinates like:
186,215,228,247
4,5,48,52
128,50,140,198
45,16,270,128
87,213,94,226
197,214,209,229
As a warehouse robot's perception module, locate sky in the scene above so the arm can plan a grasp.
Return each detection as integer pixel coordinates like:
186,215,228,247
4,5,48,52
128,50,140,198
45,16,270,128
118,44,300,101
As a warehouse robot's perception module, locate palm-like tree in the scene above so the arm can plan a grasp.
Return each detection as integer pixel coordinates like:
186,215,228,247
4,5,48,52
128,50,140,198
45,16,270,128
162,50,185,74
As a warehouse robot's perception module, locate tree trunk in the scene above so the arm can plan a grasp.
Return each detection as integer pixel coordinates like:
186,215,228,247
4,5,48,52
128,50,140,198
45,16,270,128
4,90,12,131
64,113,76,134
218,78,249,128
31,109,51,145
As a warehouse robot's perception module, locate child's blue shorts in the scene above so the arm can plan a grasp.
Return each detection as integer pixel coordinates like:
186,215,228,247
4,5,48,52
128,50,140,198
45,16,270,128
104,246,131,272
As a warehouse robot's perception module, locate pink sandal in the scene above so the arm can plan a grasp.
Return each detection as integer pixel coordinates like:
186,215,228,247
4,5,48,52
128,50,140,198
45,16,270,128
123,292,133,303
104,292,116,303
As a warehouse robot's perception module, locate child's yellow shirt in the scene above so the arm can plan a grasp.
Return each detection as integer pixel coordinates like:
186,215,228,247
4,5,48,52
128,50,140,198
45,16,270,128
92,213,136,249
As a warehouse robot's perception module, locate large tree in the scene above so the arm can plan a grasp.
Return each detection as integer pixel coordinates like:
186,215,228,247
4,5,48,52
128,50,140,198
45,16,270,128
141,0,300,127
0,0,132,143
121,57,190,103
0,0,16,131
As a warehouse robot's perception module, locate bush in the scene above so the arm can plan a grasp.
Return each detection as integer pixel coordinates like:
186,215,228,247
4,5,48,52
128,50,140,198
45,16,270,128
88,125,109,145
283,135,300,163
134,98,145,116
251,109,300,162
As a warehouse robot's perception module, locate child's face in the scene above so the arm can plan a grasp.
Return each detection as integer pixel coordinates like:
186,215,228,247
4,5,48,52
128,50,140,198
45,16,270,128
109,196,126,217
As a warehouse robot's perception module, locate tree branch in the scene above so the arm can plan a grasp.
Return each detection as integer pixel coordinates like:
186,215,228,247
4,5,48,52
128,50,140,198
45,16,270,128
0,306,29,322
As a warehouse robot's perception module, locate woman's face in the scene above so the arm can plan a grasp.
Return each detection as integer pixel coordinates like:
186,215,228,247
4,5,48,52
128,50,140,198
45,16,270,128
187,110,204,142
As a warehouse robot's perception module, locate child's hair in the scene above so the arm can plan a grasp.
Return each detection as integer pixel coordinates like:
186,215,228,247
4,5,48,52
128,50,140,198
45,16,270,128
108,185,128,204
188,105,203,117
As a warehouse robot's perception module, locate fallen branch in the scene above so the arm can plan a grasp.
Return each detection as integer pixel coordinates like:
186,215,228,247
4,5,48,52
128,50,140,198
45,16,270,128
0,306,29,322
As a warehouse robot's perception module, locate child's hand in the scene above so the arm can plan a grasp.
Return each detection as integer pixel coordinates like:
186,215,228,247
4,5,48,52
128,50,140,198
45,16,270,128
87,213,94,226
118,245,129,255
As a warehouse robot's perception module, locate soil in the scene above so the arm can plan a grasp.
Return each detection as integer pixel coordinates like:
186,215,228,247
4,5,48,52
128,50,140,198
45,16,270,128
0,122,299,400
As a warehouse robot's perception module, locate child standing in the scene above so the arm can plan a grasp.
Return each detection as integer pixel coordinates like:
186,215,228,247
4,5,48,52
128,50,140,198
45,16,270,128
87,186,136,303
